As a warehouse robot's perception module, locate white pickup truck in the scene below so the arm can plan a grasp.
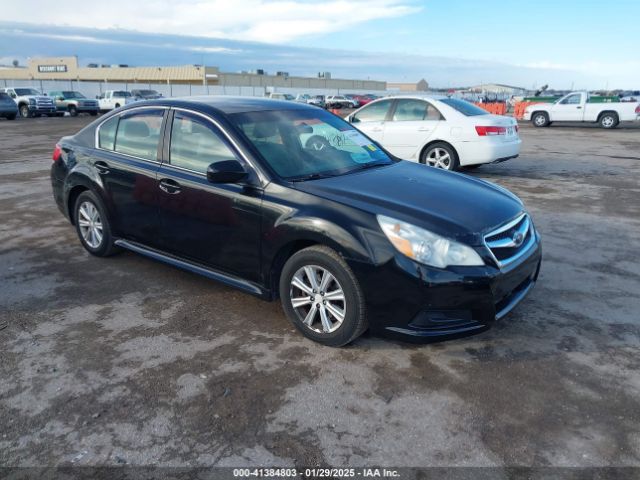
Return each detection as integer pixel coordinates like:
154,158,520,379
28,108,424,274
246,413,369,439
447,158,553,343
524,91,640,129
97,90,136,112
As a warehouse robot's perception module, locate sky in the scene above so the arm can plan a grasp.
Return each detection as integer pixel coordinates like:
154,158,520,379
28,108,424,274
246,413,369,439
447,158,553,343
1,0,639,89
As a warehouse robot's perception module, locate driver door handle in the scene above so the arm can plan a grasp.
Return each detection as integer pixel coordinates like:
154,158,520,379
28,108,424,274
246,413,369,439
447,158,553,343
94,161,110,175
159,178,182,194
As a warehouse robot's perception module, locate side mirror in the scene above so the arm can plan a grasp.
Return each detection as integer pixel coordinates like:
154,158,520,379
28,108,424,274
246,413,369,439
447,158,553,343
348,115,359,124
206,160,248,184
57,96,65,101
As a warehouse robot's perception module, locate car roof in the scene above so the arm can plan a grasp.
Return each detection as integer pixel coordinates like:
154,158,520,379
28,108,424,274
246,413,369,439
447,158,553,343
124,95,315,115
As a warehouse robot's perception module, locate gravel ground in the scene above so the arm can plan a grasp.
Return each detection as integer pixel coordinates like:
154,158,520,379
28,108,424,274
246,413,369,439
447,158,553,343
0,115,639,469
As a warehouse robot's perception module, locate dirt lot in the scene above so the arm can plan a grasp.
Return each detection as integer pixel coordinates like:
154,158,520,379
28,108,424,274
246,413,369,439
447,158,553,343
1,115,639,469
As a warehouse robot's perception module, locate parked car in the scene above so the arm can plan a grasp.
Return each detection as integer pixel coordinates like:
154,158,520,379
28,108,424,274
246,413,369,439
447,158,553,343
49,91,99,117
97,90,136,112
0,87,57,118
524,91,640,128
352,94,374,106
313,95,327,108
131,89,163,100
326,95,357,109
347,96,521,171
51,97,541,346
344,94,363,108
0,91,18,120
267,93,295,101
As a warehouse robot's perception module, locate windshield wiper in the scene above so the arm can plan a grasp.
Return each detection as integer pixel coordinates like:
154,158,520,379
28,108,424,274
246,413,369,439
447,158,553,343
345,162,391,174
288,172,336,182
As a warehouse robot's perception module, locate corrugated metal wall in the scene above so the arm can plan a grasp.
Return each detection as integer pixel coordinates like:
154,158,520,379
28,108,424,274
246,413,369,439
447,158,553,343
1,79,381,98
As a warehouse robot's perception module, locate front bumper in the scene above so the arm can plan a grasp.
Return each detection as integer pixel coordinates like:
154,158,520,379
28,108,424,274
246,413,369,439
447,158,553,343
349,234,542,342
29,105,57,115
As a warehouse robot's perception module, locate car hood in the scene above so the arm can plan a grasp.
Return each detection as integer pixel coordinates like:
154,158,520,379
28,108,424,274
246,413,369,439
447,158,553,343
292,161,524,245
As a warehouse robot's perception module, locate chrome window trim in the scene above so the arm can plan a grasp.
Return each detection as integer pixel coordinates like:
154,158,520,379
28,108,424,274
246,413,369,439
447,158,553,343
94,105,170,164
170,107,268,185
483,213,536,268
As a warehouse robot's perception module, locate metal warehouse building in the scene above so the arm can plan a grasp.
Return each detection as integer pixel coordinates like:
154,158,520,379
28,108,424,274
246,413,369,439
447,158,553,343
0,56,386,95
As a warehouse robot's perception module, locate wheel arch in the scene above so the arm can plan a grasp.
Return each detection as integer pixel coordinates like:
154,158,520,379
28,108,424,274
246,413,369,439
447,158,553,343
265,217,375,299
64,172,114,229
419,139,459,164
597,110,619,121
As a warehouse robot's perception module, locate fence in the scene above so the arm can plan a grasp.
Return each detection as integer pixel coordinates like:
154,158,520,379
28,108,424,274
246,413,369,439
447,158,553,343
0,78,381,99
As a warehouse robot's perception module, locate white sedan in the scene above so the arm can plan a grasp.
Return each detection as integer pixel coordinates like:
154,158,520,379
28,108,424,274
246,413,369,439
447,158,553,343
346,96,521,171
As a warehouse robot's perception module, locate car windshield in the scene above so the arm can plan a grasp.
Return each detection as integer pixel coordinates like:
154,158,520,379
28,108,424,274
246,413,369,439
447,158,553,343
114,91,132,97
62,91,85,99
15,88,41,96
136,90,157,95
283,94,295,100
440,98,488,116
229,109,394,180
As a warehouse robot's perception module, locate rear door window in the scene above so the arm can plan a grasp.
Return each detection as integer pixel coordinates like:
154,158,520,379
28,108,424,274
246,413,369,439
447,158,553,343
114,109,164,161
392,99,443,121
353,99,393,122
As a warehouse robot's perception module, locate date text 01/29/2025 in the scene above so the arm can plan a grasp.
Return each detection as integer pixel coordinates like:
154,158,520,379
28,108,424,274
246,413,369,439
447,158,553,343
232,468,400,477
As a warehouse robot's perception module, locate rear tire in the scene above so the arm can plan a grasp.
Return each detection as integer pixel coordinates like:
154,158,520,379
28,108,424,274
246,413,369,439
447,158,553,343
599,112,618,129
90,111,98,116
279,245,367,347
6,113,16,121
420,142,460,171
532,112,550,127
73,191,119,257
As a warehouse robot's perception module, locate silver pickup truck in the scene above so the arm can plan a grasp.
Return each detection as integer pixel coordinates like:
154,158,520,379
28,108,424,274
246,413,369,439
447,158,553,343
524,91,640,129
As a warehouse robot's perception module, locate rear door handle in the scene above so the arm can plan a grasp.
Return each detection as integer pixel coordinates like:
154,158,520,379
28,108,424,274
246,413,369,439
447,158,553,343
159,178,182,194
576,106,582,109
94,161,110,175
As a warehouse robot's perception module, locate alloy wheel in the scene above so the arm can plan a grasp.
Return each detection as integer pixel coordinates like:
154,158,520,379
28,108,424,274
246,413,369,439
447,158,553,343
77,201,103,249
426,147,452,169
601,116,615,128
290,265,346,334
534,114,547,126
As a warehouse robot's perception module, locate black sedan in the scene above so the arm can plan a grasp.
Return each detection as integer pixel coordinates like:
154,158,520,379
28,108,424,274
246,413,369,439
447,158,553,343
50,96,541,346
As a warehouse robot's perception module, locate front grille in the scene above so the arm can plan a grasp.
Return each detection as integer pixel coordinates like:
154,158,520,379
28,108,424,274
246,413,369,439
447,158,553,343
484,213,534,267
36,99,54,107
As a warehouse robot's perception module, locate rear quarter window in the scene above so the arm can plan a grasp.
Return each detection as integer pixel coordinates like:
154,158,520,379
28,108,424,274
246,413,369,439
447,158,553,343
439,98,488,116
98,116,119,150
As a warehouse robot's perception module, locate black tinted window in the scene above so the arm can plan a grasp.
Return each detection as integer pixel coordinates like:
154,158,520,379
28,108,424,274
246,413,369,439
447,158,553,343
392,99,443,121
170,112,237,173
98,116,119,150
114,110,164,160
353,99,392,122
439,98,488,116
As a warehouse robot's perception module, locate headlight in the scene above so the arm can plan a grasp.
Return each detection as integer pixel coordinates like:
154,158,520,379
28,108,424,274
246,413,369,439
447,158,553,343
29,98,36,105
377,215,484,268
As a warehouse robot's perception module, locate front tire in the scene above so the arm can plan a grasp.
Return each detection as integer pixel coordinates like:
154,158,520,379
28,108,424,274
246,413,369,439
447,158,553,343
532,112,550,127
279,246,367,347
421,142,460,171
19,105,31,118
73,191,118,257
69,105,78,117
599,112,619,129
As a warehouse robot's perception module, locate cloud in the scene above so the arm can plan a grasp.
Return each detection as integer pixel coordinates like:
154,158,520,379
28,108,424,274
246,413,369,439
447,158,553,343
3,0,421,44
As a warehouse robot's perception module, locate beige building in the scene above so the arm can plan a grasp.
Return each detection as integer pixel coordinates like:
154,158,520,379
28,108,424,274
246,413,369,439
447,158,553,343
0,56,386,91
387,79,429,92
